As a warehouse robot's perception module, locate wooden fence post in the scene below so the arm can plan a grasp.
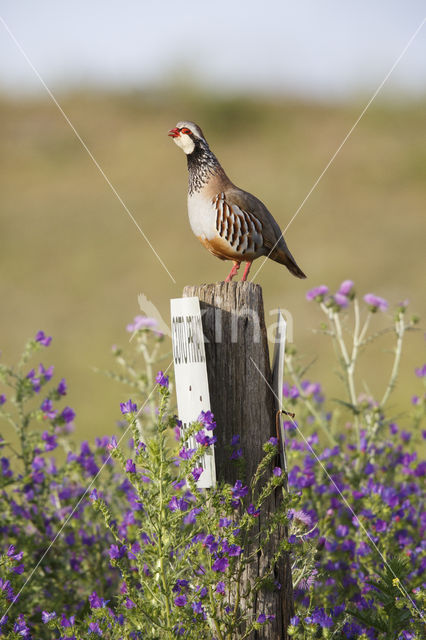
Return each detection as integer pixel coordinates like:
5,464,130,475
183,281,294,640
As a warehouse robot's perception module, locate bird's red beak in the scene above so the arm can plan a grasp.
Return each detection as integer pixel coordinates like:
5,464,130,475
168,127,180,138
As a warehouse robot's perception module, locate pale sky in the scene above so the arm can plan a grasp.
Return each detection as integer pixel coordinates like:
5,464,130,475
0,1,425,98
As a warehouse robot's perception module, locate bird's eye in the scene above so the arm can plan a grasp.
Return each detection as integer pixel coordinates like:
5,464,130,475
180,127,191,135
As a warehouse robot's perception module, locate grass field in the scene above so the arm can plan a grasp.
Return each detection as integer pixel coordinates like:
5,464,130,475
0,89,425,442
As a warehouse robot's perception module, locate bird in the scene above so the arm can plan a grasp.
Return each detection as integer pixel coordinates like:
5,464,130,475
168,121,306,282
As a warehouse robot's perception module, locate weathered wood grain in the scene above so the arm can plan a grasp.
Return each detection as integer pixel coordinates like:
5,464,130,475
183,281,294,640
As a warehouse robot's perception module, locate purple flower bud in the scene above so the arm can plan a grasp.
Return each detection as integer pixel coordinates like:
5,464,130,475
108,544,126,559
306,285,329,302
126,315,157,332
42,611,56,623
60,406,76,424
192,467,204,481
219,517,232,527
57,378,67,396
273,467,282,477
338,280,354,296
216,581,225,594
333,292,349,309
120,399,137,415
42,431,57,451
41,399,57,420
231,479,248,499
415,364,426,378
89,591,103,608
0,394,6,406
247,504,260,517
212,557,229,572
125,598,136,609
174,594,187,607
35,331,52,346
125,459,136,473
107,435,118,451
364,293,388,312
198,410,216,430
39,364,54,381
155,371,169,388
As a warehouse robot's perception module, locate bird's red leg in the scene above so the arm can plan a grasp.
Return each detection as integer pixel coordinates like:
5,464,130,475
241,261,252,282
225,261,240,282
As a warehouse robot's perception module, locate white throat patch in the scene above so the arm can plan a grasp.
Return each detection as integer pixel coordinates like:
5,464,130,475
173,133,195,155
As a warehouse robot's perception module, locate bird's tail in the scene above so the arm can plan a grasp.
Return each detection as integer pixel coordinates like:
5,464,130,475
272,247,307,279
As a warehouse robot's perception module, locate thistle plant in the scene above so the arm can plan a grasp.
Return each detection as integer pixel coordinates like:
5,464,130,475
286,280,419,449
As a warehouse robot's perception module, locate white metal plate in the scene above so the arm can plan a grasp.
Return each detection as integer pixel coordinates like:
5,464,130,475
171,296,216,488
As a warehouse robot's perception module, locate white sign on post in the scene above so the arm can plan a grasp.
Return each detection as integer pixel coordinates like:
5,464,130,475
170,296,216,488
272,310,288,473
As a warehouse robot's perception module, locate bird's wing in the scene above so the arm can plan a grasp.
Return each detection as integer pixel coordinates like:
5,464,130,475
224,187,306,278
212,191,264,256
224,187,288,254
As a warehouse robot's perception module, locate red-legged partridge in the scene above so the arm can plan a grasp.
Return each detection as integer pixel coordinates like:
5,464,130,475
168,121,306,282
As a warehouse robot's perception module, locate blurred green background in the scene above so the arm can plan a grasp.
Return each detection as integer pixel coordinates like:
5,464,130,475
0,89,425,441
1,1,425,441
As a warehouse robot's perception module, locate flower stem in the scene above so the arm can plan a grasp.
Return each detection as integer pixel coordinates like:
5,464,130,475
381,312,405,407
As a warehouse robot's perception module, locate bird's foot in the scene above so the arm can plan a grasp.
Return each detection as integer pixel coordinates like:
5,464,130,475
225,261,240,282
241,261,252,282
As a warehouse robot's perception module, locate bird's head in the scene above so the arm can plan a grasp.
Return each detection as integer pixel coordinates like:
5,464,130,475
168,121,207,155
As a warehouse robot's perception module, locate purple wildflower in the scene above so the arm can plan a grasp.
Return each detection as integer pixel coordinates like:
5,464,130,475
168,496,189,512
212,557,229,572
219,517,232,527
273,467,282,477
126,315,157,332
195,429,216,446
415,364,426,377
125,598,136,609
60,406,76,424
333,292,349,309
306,608,333,628
89,592,103,609
184,508,201,525
57,378,67,395
289,509,312,526
41,398,57,420
35,330,52,346
108,544,126,559
155,370,169,388
247,504,260,517
231,480,248,499
0,394,6,405
39,363,54,381
60,614,75,628
42,431,57,451
107,435,118,451
125,459,136,473
174,594,187,607
198,410,216,430
364,293,388,312
306,285,329,301
120,399,137,415
192,467,204,481
42,611,56,623
338,280,354,296
216,581,225,594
